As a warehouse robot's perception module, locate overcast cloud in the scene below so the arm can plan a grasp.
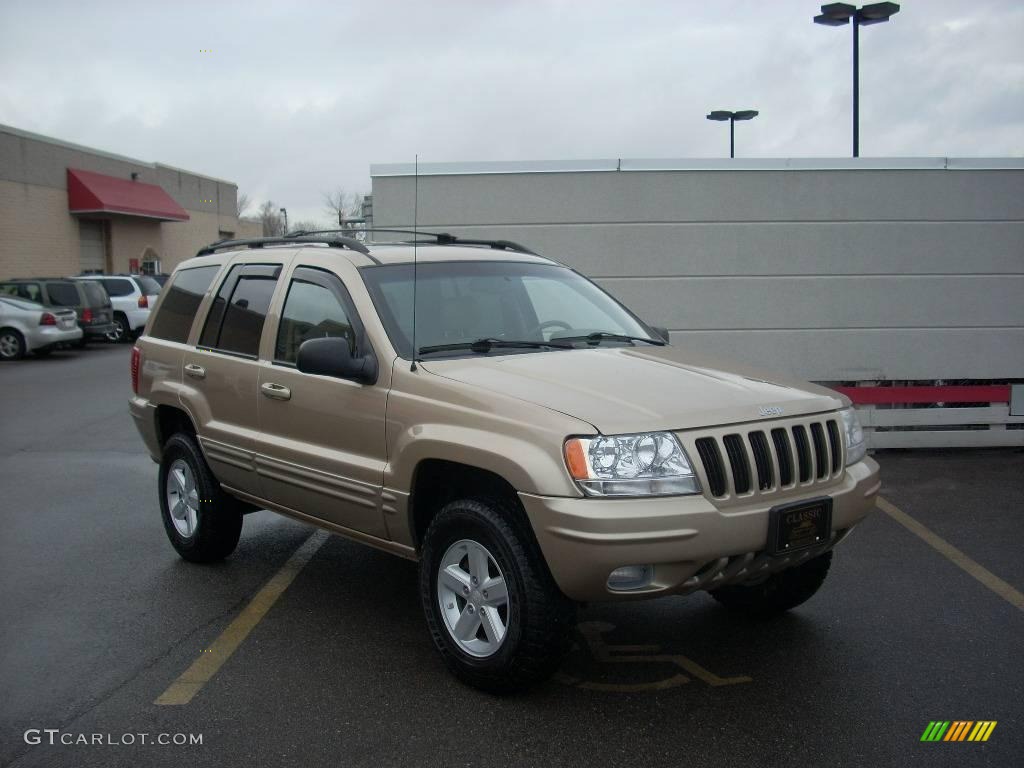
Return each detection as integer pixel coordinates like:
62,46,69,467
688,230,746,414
1,0,1022,225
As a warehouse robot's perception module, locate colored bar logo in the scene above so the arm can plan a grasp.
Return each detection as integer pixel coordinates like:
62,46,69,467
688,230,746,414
921,721,997,742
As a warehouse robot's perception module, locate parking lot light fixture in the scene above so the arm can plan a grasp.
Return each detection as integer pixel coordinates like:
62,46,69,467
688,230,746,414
813,2,901,157
706,109,759,158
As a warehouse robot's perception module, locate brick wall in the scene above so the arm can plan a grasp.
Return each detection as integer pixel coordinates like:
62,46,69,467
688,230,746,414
0,124,252,278
0,180,80,278
109,218,163,273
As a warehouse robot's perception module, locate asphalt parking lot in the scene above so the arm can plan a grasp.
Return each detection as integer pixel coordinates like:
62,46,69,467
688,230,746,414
1,345,1022,768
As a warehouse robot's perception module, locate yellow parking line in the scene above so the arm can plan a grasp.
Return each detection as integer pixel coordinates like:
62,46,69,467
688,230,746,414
877,496,1024,613
155,529,330,705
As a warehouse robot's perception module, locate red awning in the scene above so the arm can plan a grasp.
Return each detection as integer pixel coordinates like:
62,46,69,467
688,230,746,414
67,169,190,222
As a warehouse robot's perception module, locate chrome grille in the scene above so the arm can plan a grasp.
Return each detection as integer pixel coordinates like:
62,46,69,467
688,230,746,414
690,416,844,500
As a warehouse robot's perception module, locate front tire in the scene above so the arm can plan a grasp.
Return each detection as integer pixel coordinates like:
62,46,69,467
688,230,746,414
420,497,575,693
158,433,243,562
710,550,833,618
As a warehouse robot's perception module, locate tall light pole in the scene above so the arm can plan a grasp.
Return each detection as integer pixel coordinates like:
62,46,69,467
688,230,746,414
706,110,759,158
813,2,900,157
279,207,288,235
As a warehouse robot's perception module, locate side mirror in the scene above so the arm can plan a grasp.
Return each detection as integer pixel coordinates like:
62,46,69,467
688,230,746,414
650,326,670,343
296,336,377,384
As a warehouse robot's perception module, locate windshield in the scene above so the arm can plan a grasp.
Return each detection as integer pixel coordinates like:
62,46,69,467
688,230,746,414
361,260,657,359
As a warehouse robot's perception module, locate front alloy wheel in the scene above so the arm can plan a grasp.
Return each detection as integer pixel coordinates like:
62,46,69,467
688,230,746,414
419,497,576,692
437,539,510,658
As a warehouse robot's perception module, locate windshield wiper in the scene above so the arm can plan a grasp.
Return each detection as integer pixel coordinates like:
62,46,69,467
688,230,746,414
418,338,573,356
555,332,665,346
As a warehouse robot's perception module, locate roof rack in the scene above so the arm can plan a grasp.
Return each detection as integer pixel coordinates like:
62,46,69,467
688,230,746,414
286,228,538,256
196,234,371,257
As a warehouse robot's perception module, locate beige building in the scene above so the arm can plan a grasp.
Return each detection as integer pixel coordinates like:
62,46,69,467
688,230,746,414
0,124,261,279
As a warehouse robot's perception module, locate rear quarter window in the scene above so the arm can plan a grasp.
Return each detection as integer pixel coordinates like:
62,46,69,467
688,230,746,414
101,278,135,297
80,281,110,307
148,265,222,344
136,276,162,295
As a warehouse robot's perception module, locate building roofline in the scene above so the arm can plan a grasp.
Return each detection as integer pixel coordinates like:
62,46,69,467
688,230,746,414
0,123,236,186
371,156,1024,177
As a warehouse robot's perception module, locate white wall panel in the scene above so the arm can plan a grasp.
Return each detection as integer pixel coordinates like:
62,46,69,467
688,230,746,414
371,160,1024,382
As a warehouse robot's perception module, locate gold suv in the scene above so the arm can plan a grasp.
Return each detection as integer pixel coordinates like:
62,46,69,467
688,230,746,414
130,231,880,692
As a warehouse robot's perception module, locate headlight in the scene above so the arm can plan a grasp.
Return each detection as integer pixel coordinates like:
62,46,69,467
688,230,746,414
839,408,867,466
563,432,701,497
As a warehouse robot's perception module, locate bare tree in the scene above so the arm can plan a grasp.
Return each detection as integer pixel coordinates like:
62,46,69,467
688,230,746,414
322,188,363,227
289,220,321,234
235,192,252,218
257,200,284,236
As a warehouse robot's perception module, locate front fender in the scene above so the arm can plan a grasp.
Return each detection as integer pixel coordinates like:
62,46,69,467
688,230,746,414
386,424,580,497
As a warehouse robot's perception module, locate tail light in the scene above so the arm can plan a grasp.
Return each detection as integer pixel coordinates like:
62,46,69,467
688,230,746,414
130,346,141,394
82,308,94,323
138,295,149,308
40,312,57,326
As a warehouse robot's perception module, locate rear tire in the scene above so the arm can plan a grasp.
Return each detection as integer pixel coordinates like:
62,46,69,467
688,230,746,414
420,497,576,693
107,313,129,343
158,433,243,562
710,550,833,618
0,329,25,361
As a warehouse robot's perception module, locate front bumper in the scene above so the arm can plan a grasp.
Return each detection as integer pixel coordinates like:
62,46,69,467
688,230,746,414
519,457,880,602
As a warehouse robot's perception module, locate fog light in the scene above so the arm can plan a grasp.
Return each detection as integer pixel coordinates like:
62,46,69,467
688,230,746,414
607,565,653,591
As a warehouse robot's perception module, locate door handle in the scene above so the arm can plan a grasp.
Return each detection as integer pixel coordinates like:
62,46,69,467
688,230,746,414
184,363,206,380
261,382,292,401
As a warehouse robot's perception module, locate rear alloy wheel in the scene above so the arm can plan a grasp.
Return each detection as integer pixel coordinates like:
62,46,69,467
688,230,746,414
0,329,25,361
159,433,243,562
107,314,129,343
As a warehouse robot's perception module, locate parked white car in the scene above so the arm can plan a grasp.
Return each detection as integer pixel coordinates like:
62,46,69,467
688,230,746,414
0,296,82,360
72,274,162,343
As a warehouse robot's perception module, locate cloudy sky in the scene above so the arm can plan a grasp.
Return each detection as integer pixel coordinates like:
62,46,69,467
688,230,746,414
1,0,1022,225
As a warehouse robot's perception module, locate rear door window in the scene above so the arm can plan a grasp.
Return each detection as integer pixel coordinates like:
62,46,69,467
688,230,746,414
148,265,221,344
199,264,281,357
46,282,81,307
1,283,42,303
101,278,135,297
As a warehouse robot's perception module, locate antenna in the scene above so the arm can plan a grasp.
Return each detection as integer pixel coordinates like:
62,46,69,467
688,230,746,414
410,154,419,372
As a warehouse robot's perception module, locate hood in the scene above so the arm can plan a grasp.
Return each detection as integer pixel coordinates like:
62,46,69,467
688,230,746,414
421,345,846,434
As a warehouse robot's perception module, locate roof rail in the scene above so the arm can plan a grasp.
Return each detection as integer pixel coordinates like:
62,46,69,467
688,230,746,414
286,228,538,256
196,235,371,257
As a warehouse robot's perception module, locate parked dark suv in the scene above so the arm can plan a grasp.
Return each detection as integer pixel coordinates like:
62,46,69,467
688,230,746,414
0,278,115,344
